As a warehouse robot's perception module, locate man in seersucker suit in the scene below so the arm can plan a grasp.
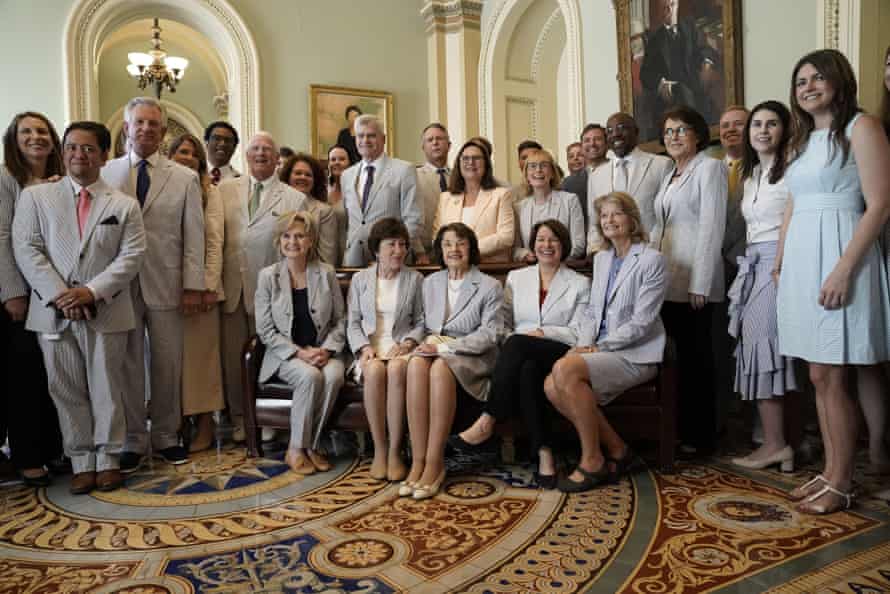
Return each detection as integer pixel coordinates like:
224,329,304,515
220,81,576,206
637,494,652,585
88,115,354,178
101,96,205,473
341,114,422,266
13,121,145,494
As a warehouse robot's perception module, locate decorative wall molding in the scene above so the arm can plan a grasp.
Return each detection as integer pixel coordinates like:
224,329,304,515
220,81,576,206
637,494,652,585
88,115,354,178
63,0,260,142
820,0,840,49
529,7,564,84
422,0,483,33
479,0,584,140
506,95,539,139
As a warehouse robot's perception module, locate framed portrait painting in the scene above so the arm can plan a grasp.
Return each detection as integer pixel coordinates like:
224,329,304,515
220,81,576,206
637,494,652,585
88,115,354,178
309,84,395,160
616,0,743,149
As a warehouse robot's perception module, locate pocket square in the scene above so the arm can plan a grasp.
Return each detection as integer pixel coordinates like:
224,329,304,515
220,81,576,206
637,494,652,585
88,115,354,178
99,215,120,225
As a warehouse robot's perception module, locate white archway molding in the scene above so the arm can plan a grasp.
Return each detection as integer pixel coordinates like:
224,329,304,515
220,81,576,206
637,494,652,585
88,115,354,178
63,0,260,142
479,0,584,141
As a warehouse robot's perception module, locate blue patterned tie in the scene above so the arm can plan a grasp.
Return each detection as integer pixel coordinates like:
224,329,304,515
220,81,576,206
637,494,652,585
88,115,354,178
361,165,375,211
136,159,150,207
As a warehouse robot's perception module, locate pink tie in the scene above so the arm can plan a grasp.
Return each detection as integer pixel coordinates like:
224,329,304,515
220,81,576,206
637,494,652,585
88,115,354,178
77,188,91,237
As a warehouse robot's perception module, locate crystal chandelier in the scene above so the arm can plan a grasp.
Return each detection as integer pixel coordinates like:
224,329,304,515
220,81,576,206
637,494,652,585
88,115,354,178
126,18,188,99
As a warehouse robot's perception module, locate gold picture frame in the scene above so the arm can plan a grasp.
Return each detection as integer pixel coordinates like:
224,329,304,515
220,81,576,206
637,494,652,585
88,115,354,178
309,84,395,159
615,0,743,150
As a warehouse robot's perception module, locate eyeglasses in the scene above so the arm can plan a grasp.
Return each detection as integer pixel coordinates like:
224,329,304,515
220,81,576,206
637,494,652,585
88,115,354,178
526,162,551,171
663,126,691,139
460,155,485,164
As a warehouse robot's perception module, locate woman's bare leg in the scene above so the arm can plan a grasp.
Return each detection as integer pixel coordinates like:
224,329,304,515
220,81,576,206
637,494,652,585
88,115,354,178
406,357,431,484
385,359,409,481
418,359,457,486
363,360,388,479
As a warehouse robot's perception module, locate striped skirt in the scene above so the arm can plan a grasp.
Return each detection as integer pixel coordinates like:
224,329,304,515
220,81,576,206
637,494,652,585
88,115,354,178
727,241,797,400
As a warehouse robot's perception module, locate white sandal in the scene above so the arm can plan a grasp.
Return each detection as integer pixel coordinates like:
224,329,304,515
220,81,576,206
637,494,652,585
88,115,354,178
789,474,827,502
797,483,854,515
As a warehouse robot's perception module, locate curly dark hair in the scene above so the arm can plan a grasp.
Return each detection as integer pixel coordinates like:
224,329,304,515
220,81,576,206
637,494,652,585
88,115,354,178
433,222,481,267
279,152,327,201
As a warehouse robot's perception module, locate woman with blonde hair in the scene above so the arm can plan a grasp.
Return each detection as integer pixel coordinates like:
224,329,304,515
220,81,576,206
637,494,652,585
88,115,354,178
546,192,667,492
513,149,585,261
255,211,346,474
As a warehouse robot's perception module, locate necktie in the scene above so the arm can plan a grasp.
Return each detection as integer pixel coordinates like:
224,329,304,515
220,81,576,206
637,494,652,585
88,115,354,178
437,168,448,192
362,165,375,211
728,159,741,199
249,181,262,219
76,188,91,238
136,159,150,207
614,159,629,192
211,167,221,185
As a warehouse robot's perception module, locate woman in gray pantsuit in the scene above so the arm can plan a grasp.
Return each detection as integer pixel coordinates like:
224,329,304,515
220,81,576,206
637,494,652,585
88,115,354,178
404,223,503,500
255,211,346,475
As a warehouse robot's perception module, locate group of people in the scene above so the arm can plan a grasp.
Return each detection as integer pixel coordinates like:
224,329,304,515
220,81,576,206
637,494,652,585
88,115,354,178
2,47,890,513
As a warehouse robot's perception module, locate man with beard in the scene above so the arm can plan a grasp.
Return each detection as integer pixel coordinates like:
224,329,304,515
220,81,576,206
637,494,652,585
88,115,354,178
561,123,609,229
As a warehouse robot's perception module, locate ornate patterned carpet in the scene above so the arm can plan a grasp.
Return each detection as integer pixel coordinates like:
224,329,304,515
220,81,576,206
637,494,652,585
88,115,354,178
1,442,888,593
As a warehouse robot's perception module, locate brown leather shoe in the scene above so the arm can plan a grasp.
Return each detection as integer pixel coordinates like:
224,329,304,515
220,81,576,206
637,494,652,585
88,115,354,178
96,469,123,492
70,472,96,495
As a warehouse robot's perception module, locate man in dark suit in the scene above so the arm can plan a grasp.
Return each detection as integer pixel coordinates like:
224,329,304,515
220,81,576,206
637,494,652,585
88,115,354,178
560,123,608,229
639,0,717,134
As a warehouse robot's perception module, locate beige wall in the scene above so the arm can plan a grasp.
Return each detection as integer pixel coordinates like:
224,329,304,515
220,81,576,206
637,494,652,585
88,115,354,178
0,0,429,163
859,0,890,116
579,0,820,127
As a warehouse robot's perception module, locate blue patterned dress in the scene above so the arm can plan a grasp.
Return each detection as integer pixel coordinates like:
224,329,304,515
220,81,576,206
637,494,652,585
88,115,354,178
777,114,890,364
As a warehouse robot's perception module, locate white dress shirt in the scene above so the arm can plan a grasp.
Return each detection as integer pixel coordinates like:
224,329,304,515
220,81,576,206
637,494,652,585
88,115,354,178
358,155,386,199
127,150,160,195
249,175,275,209
741,164,789,244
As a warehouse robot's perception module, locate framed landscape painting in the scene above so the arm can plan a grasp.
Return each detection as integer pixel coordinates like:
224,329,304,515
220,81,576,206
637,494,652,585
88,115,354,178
615,0,743,149
309,84,394,160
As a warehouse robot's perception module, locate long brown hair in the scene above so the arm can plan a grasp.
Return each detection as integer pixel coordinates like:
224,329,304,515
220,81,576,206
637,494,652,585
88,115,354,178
167,133,210,206
2,112,64,187
789,49,860,166
880,45,890,138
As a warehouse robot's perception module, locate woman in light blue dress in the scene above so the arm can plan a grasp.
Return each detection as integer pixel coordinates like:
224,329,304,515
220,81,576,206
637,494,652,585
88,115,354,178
776,49,890,514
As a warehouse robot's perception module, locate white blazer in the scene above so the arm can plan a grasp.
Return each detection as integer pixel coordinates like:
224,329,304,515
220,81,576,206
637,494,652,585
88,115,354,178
586,147,673,252
580,242,668,364
503,264,589,345
218,175,308,315
650,151,727,302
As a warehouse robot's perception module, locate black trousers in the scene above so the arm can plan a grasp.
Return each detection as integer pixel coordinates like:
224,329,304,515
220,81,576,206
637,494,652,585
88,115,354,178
661,301,716,452
485,334,570,455
0,306,63,469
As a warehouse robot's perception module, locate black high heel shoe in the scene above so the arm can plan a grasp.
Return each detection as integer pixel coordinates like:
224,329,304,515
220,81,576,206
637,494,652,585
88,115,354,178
607,447,640,482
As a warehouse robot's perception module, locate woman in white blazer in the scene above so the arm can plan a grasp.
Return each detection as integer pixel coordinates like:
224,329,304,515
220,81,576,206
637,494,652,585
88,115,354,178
279,153,340,267
451,220,588,489
403,223,504,500
546,192,668,493
649,106,727,457
168,134,226,453
255,212,346,475
432,140,515,263
346,218,425,482
512,149,586,261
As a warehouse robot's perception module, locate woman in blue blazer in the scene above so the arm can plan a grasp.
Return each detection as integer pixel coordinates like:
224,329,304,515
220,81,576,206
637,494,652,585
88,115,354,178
546,192,668,492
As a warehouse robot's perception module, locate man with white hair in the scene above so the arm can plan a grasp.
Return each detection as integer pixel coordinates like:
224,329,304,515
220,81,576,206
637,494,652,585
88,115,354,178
341,114,421,266
101,96,205,472
218,131,307,441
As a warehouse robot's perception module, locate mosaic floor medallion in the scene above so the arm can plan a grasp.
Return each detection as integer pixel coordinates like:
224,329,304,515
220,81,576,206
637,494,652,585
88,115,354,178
1,452,889,593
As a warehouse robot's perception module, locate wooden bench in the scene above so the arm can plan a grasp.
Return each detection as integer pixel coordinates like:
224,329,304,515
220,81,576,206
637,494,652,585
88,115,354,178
241,261,678,472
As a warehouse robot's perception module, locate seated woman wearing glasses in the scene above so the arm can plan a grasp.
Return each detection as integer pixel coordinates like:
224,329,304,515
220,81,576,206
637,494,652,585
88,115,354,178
650,105,728,458
432,140,515,262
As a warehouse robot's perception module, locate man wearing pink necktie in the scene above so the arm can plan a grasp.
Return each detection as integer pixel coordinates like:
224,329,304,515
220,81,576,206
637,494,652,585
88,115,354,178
12,121,145,495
